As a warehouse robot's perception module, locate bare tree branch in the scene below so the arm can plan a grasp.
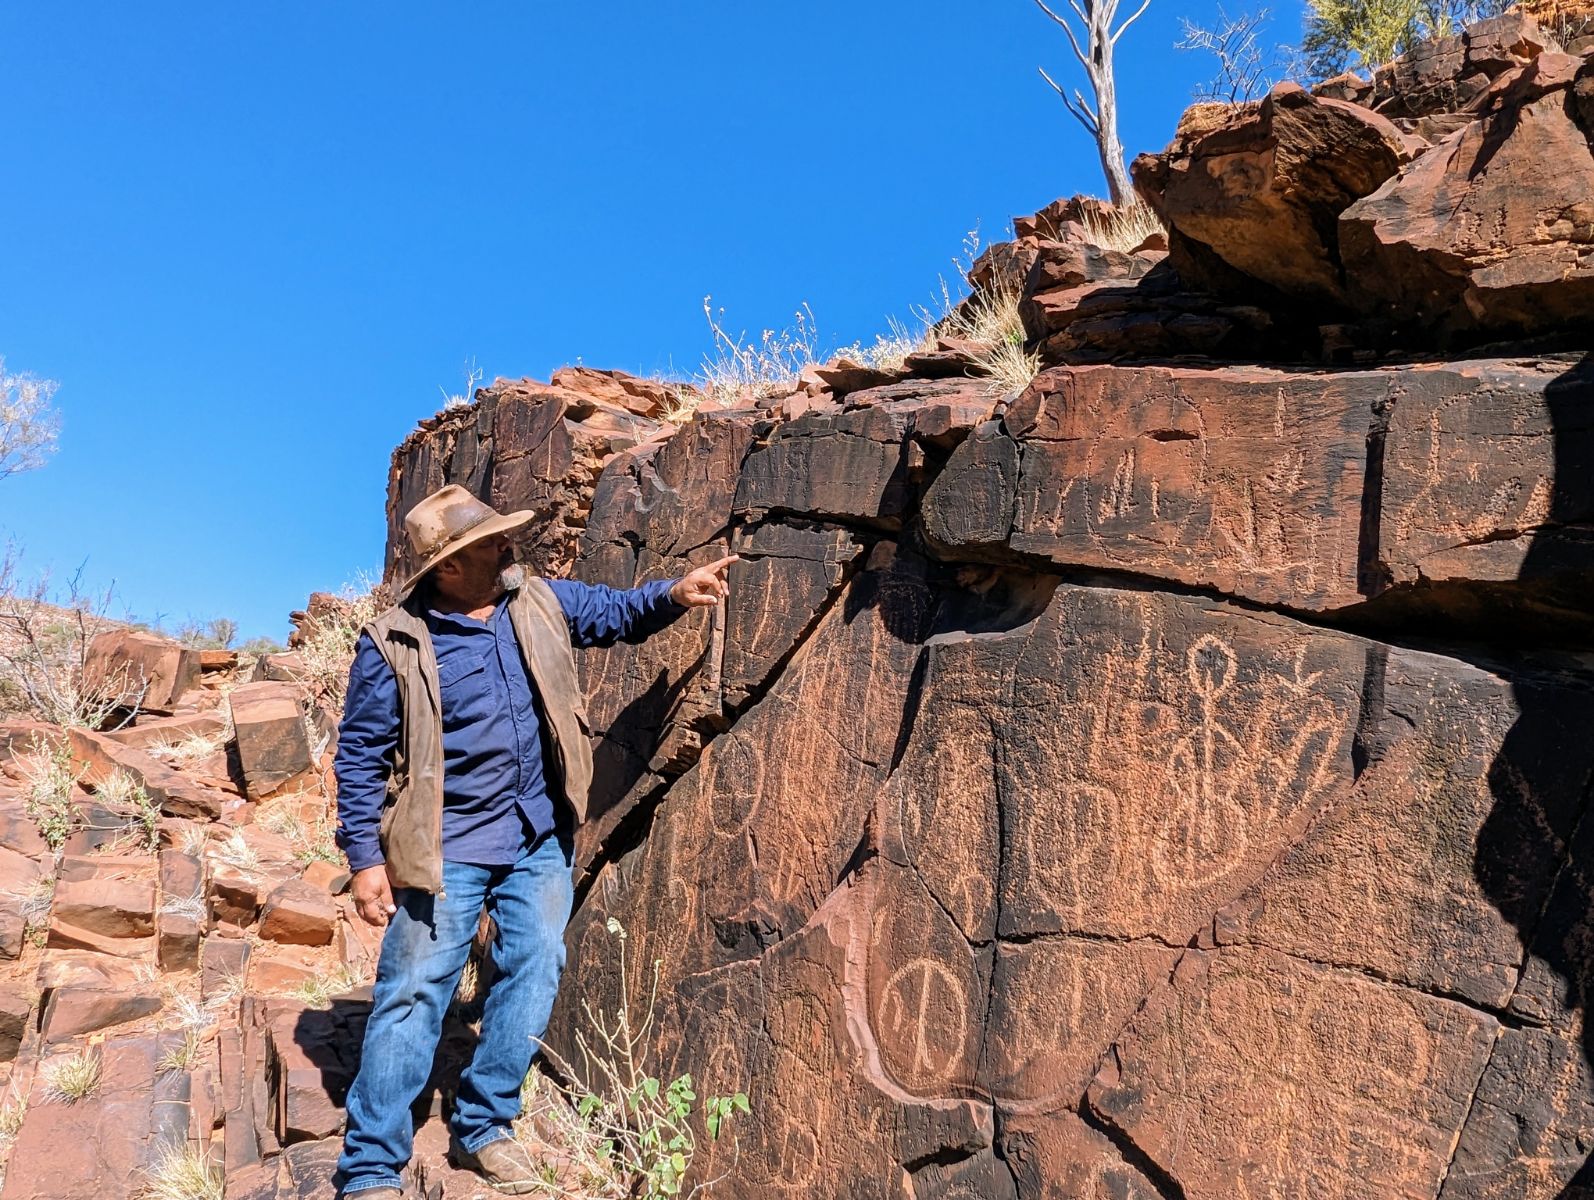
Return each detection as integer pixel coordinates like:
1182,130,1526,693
1033,0,1094,70
1113,0,1155,42
1029,0,1143,203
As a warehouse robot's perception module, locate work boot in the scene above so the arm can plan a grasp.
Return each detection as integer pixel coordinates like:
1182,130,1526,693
340,1189,404,1200
448,1134,545,1195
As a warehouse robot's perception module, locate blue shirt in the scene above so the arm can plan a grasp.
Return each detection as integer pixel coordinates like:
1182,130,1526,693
333,577,685,871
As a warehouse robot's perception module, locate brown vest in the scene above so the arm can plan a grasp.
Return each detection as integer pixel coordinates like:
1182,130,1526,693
361,578,593,892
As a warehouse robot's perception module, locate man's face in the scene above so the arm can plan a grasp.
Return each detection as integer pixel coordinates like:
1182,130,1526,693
435,534,515,601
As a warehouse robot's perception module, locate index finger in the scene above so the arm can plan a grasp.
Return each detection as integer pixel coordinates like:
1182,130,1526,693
703,555,740,573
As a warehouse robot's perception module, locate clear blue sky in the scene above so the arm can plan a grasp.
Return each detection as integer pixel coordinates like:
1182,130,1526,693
0,1,1309,641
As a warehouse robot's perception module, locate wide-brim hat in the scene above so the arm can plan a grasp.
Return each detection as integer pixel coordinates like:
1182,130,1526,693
396,484,538,600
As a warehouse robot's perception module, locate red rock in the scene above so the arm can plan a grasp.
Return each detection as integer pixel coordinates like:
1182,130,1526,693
80,628,201,714
299,859,349,895
0,843,44,960
1133,83,1421,307
198,648,238,671
64,726,233,820
202,932,251,1000
0,985,30,1061
548,365,679,418
102,710,225,752
40,986,162,1040
50,876,155,937
228,682,312,798
44,919,154,958
250,650,306,682
258,878,336,946
208,864,265,927
3,1037,184,1198
1341,54,1594,339
247,948,321,992
1089,947,1496,1197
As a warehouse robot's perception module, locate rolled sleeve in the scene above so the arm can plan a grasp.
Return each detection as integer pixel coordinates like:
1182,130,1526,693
546,577,689,648
333,633,400,872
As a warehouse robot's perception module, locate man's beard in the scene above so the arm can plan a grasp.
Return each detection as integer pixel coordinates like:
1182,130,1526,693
497,561,525,592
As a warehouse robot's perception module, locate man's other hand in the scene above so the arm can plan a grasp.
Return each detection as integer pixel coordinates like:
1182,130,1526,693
671,555,739,607
351,864,399,927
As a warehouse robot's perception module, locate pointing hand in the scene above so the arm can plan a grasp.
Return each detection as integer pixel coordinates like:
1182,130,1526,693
671,555,739,607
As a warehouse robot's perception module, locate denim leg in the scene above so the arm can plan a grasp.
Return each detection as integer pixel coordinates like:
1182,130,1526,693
336,862,495,1194
450,832,574,1151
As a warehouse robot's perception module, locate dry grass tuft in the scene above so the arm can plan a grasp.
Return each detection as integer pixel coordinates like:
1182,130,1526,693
256,801,341,867
295,582,381,711
40,1049,101,1104
1080,201,1165,253
18,743,79,851
210,831,260,875
148,725,229,769
137,1144,224,1200
294,964,363,1009
694,297,821,411
157,1029,204,1073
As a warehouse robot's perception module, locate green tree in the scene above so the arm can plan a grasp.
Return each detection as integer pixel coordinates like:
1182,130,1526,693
1301,0,1510,78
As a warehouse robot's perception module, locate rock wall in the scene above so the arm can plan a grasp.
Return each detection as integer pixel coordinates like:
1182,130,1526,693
378,17,1594,1198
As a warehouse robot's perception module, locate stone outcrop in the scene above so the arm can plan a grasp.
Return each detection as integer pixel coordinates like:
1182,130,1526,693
1133,11,1594,346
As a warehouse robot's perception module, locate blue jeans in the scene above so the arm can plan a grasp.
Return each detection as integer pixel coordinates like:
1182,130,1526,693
335,831,573,1196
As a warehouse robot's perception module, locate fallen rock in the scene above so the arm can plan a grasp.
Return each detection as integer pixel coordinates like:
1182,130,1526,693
0,985,31,1062
40,986,163,1040
102,711,226,752
258,879,336,946
81,629,201,713
50,876,156,937
229,682,312,798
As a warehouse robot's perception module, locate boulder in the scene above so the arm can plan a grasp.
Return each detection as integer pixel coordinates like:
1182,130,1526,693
1367,11,1557,119
1133,82,1422,308
50,876,156,937
64,726,234,820
202,931,252,1000
1341,53,1594,340
0,984,30,1061
81,629,201,713
229,682,312,798
40,987,162,1040
258,879,336,946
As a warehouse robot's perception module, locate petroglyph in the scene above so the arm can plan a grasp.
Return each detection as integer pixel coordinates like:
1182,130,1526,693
1091,946,1497,1200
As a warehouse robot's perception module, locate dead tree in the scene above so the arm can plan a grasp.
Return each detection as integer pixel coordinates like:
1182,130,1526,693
1032,0,1153,205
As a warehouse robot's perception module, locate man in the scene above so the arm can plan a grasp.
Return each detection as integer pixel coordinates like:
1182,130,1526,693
331,484,735,1199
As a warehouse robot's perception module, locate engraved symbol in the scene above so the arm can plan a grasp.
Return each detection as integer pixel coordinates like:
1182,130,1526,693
877,959,969,1090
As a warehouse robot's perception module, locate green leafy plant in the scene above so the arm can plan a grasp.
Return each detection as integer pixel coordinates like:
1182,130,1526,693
19,742,79,850
1300,0,1510,78
529,918,749,1199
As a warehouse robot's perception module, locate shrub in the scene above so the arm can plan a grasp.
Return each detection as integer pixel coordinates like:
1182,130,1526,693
95,768,160,853
0,552,143,728
531,918,749,1199
19,743,79,851
693,297,821,412
0,357,60,482
294,581,381,711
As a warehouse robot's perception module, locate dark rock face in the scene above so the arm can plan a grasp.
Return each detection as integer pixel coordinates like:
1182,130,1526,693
424,332,1590,1196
